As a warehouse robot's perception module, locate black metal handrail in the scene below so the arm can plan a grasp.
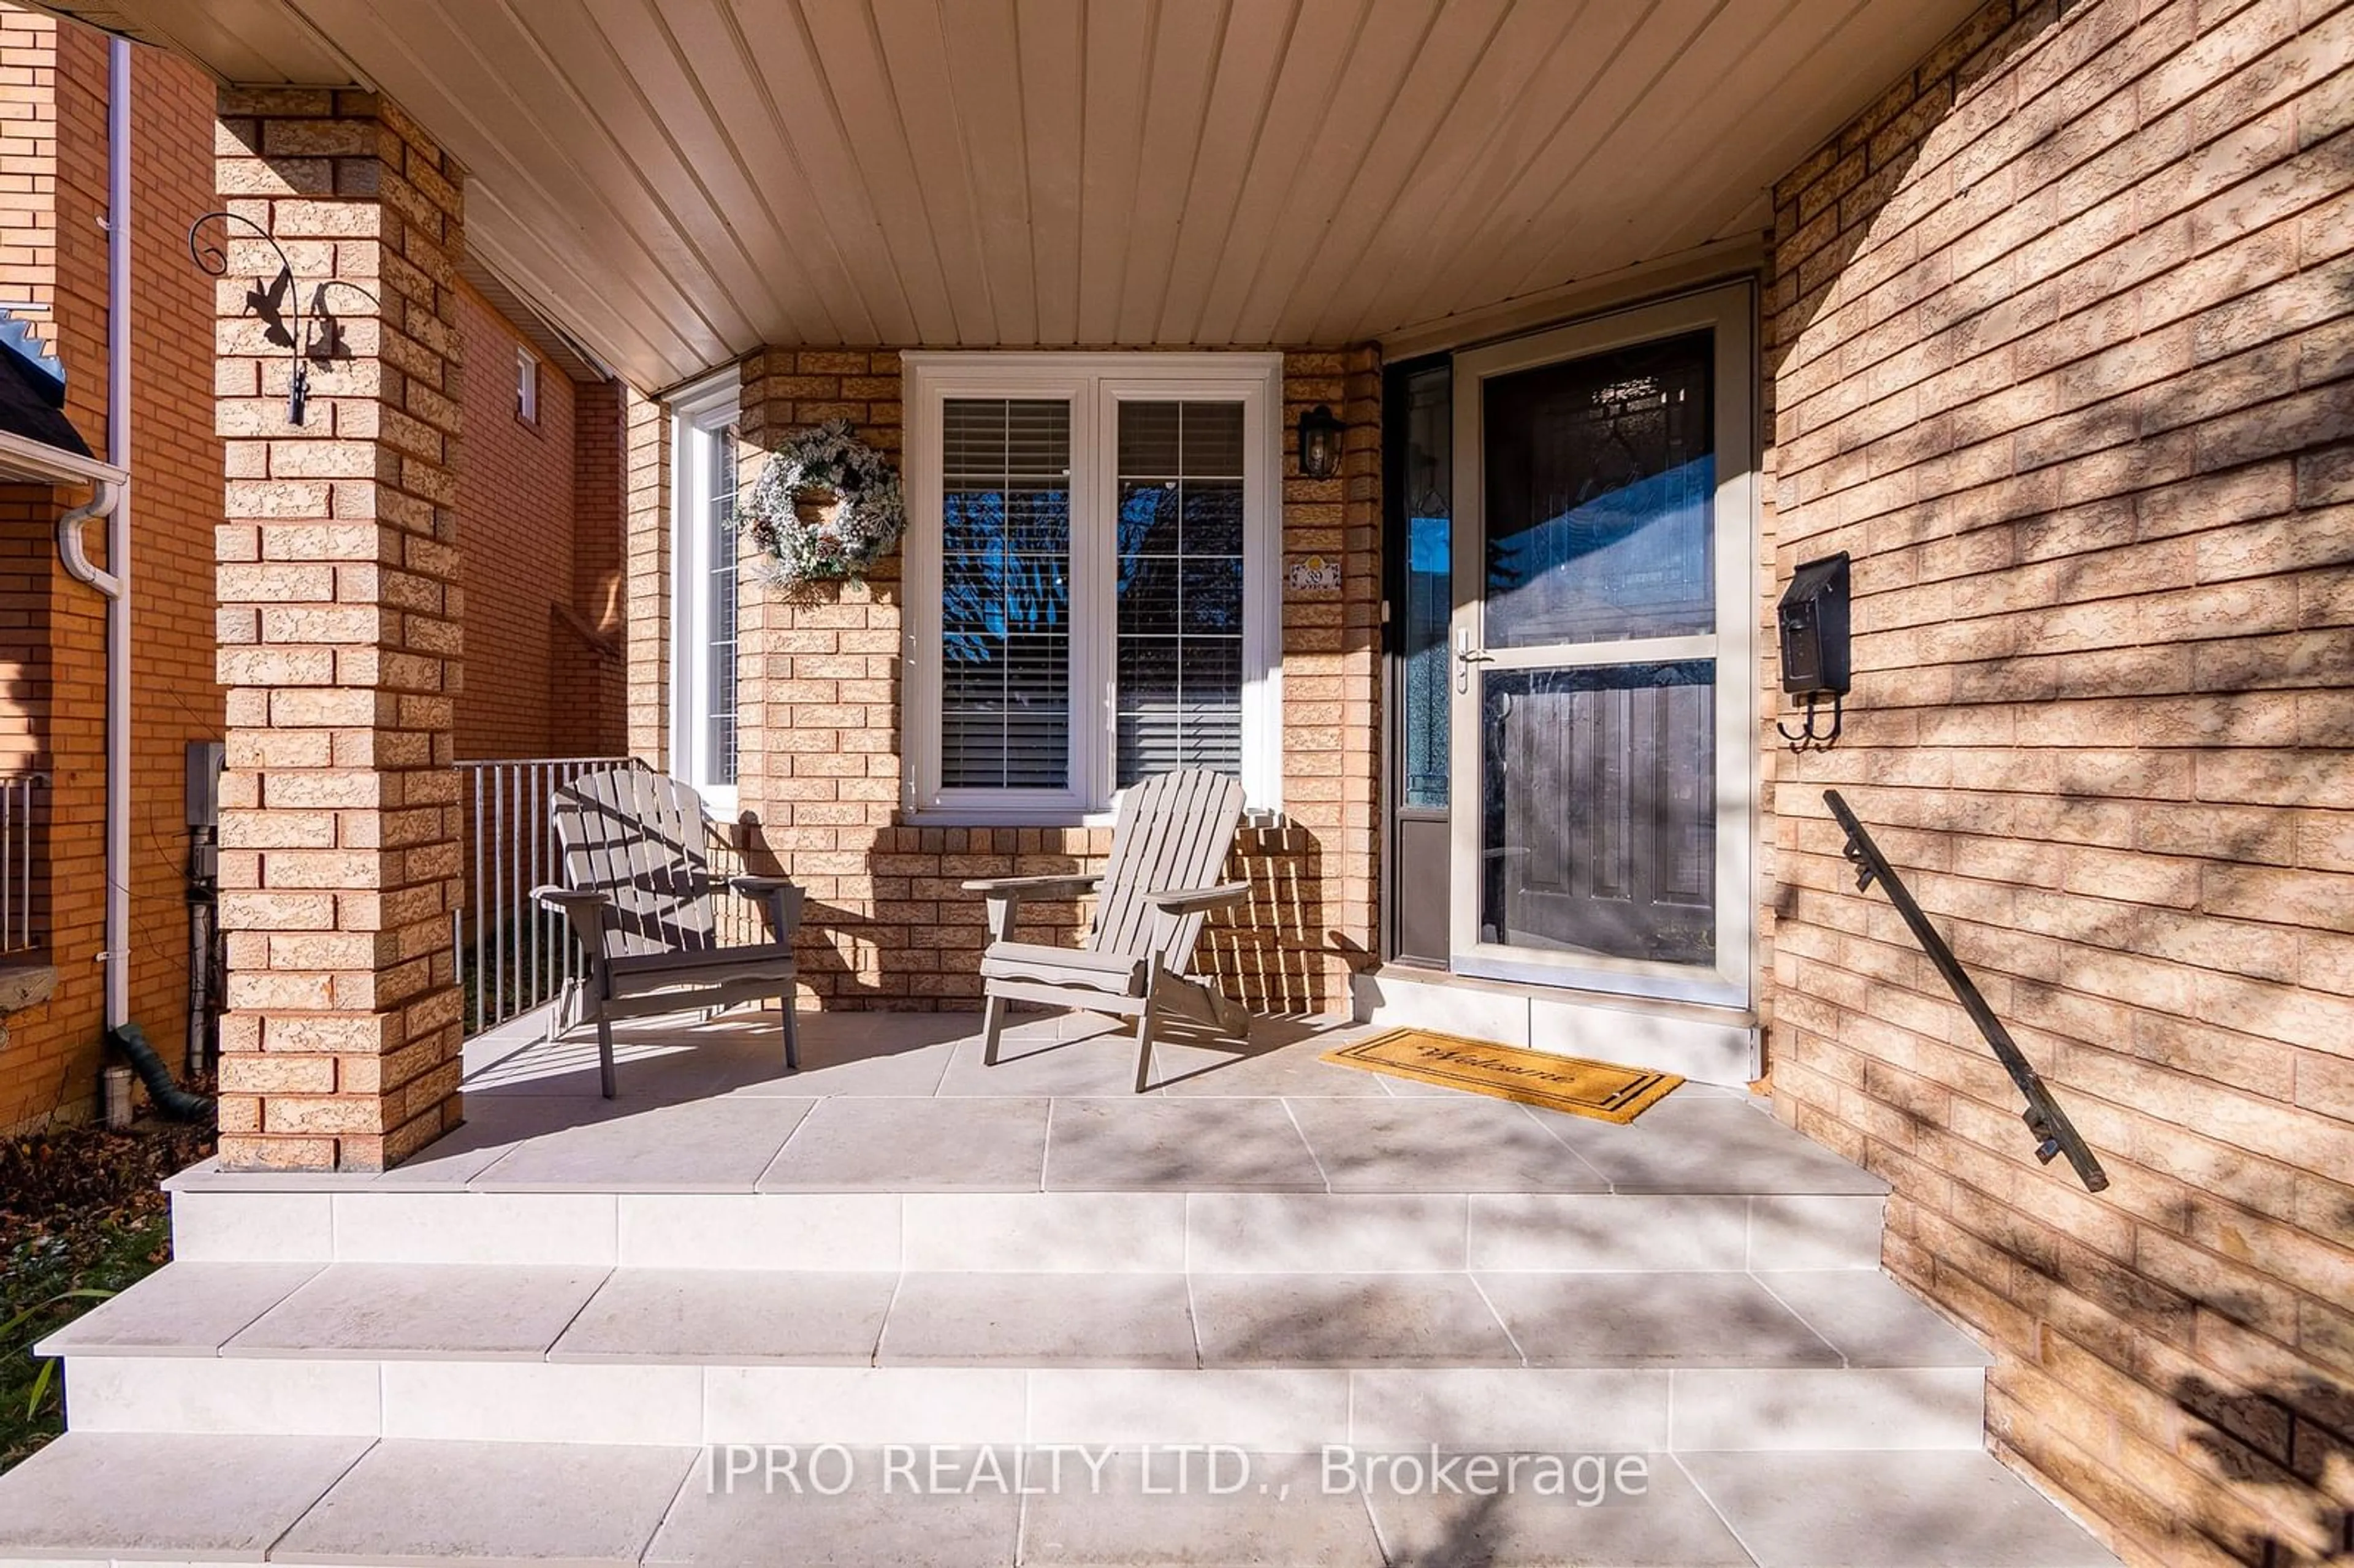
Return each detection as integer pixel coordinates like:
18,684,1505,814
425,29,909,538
1823,790,2109,1193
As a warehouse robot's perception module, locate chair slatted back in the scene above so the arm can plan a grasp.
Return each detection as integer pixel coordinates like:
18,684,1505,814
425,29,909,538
1090,769,1247,969
552,767,722,959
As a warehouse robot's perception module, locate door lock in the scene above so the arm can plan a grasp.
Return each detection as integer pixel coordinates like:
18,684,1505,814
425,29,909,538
1454,630,1491,693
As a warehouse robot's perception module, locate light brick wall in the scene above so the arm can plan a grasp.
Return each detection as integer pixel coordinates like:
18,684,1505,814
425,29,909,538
1277,348,1382,1005
0,7,59,358
621,346,1381,1014
622,385,668,769
1764,2,2354,1563
211,89,465,1171
0,16,224,1133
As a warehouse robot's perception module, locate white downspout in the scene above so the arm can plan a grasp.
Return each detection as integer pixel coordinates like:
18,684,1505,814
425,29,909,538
57,39,134,1031
101,37,131,1029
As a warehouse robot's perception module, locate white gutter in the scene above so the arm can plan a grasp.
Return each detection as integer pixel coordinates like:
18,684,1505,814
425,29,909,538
4,425,123,488
56,37,132,1029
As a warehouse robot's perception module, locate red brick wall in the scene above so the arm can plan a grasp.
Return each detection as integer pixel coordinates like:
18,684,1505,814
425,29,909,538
121,29,230,1092
0,17,224,1133
0,12,110,1134
452,281,620,761
562,375,623,756
1764,2,2354,1563
654,347,1381,1014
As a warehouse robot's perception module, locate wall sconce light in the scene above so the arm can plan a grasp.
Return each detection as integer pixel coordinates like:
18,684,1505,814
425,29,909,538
189,210,379,427
1297,404,1344,479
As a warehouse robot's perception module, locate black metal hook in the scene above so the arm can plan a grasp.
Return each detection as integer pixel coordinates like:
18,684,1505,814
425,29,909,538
1776,691,1843,751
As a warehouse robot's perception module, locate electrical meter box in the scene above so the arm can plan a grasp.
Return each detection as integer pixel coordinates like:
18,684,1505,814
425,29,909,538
185,740,225,829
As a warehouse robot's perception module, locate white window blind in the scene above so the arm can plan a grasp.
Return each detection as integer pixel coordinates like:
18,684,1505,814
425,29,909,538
1115,401,1244,783
707,427,739,786
940,398,1072,788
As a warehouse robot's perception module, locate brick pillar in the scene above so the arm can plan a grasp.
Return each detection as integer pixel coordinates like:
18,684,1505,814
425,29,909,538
1273,348,1383,1013
211,91,465,1171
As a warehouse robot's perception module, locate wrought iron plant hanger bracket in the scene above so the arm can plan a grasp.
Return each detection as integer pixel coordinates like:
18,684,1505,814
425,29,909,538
189,210,379,426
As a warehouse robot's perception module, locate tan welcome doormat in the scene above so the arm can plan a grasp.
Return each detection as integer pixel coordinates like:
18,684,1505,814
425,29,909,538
1322,1029,1683,1124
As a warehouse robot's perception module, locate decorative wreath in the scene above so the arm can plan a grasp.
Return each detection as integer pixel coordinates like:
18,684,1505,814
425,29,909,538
743,419,906,586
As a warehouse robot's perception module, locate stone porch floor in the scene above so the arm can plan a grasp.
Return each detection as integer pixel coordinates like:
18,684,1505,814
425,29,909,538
170,1008,1874,1198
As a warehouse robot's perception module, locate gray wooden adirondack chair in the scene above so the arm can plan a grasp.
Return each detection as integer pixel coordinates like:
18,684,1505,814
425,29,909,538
534,767,806,1098
964,768,1253,1093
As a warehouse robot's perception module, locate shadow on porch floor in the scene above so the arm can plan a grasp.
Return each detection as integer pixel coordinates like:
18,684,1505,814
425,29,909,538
171,1008,1875,1200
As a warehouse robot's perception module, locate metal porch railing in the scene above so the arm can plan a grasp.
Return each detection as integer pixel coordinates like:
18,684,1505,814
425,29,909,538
454,755,641,1036
1824,788,2109,1192
454,756,762,1038
0,772,44,956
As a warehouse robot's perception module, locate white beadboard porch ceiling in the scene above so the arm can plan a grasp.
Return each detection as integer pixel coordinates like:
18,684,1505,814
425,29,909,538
53,0,1979,392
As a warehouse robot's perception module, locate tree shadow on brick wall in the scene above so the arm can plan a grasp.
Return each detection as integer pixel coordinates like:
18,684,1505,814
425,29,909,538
1766,1,2354,1563
2168,1369,2354,1564
1203,822,1336,1018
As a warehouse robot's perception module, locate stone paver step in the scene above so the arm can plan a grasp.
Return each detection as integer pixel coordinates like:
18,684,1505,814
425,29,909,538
0,1433,2125,1566
38,1259,1994,1457
162,1186,1889,1273
164,1087,1891,1200
44,1260,1992,1372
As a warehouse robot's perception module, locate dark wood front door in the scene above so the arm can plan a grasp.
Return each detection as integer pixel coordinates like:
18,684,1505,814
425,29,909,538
1449,287,1754,1004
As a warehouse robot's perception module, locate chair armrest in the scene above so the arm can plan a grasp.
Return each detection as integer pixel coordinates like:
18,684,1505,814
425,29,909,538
959,874,1103,897
965,873,1100,945
1143,883,1252,980
729,877,806,945
532,886,614,962
1143,882,1251,914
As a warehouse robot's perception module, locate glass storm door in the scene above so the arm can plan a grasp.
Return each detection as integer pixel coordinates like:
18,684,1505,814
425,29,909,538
1448,287,1754,1006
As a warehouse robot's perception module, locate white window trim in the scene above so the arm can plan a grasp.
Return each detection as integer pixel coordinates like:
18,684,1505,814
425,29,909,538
516,346,539,424
902,351,1284,826
668,368,741,812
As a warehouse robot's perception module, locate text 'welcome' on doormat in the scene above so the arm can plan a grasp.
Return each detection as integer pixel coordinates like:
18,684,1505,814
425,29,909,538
1322,1029,1683,1124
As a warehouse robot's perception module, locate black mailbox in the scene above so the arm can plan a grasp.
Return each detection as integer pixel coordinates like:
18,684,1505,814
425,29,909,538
1776,552,1849,747
1778,552,1850,696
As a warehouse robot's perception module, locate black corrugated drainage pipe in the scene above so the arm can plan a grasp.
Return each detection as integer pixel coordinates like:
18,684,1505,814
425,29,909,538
107,1023,213,1124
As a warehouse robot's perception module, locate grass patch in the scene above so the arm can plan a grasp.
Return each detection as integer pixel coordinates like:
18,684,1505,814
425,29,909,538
0,1119,215,1473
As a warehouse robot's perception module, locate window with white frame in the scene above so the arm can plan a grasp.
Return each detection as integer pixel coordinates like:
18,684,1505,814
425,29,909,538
669,372,741,805
904,354,1282,822
516,346,538,424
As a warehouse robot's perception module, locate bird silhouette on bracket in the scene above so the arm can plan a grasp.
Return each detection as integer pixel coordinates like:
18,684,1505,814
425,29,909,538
307,292,351,367
246,265,296,351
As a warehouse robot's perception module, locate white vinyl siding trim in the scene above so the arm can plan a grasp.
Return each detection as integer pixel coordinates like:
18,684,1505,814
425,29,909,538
668,368,742,811
904,352,1283,824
